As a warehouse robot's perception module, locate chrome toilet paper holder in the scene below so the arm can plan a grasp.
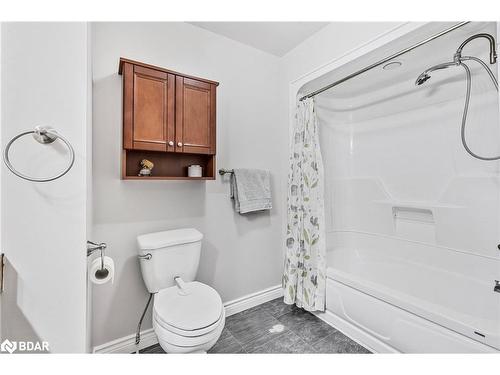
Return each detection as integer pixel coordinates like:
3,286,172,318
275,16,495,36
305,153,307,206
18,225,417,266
87,241,108,278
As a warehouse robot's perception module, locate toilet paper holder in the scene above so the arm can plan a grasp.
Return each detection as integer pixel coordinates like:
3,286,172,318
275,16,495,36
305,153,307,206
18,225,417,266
87,240,107,272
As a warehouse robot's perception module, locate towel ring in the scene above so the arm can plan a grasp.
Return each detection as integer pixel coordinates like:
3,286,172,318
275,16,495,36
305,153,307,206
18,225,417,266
3,126,75,182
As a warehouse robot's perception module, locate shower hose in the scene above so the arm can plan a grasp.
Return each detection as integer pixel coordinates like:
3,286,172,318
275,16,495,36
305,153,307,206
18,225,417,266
459,56,500,160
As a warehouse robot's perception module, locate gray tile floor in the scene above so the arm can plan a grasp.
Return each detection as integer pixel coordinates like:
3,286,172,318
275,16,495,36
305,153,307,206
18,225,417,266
140,298,371,354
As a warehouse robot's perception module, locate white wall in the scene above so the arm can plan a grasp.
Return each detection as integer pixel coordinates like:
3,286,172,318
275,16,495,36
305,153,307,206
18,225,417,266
0,23,2,341
91,22,287,347
1,22,90,352
85,24,94,354
281,22,402,84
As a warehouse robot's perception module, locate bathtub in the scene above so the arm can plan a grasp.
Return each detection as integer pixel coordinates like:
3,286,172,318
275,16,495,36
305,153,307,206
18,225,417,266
321,231,500,353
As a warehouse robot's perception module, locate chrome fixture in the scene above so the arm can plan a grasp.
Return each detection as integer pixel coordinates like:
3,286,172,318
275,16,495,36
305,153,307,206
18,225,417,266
87,241,109,280
3,126,75,182
218,168,234,175
415,62,457,85
495,280,500,293
455,33,497,64
87,241,107,257
415,33,499,161
137,253,152,260
135,293,153,352
299,22,470,101
415,73,431,85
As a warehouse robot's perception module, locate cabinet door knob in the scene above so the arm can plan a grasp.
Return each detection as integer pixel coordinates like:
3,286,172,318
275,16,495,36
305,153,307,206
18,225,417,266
168,141,174,146
177,142,183,147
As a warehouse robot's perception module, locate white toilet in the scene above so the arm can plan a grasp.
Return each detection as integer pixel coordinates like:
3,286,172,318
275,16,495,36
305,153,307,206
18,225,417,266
137,228,225,353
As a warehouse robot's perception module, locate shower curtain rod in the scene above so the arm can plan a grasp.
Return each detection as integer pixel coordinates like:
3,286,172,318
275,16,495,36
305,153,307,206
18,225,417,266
299,22,470,101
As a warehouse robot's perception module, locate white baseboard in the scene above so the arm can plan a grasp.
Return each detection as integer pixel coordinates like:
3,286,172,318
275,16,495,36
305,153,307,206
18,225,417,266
224,284,283,317
312,309,399,354
93,284,283,354
93,328,158,354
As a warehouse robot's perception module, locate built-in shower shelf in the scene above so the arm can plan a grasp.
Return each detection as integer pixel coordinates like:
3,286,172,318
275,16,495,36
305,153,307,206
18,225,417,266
373,200,465,210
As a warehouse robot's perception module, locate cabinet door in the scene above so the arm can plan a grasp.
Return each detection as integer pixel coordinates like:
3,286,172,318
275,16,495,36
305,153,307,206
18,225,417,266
123,63,175,152
175,76,216,154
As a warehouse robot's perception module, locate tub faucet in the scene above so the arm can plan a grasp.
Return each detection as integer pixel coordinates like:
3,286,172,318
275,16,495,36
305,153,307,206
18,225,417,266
495,280,500,293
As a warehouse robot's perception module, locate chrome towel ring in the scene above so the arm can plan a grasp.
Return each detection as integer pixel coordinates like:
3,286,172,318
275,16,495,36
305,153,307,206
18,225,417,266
3,126,75,182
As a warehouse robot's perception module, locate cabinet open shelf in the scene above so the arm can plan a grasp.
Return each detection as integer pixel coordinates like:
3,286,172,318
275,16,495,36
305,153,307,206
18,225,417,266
122,149,215,180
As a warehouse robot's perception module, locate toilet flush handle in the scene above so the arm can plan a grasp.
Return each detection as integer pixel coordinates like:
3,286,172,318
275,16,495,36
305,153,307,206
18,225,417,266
174,276,191,296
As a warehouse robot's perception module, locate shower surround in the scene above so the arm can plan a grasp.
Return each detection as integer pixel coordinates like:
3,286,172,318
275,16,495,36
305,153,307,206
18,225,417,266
303,22,500,353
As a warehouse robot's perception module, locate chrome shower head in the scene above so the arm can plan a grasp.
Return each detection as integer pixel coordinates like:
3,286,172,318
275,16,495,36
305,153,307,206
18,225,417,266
414,61,456,86
415,73,431,85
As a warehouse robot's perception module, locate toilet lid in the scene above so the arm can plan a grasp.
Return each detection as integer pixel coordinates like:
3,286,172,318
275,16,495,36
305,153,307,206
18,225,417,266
154,281,223,331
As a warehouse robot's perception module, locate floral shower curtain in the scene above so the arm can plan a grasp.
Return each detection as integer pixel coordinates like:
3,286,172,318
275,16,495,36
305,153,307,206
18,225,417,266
283,98,326,312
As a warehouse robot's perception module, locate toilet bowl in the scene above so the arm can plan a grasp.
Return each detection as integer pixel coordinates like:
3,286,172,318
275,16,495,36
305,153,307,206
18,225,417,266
153,281,225,352
137,228,225,353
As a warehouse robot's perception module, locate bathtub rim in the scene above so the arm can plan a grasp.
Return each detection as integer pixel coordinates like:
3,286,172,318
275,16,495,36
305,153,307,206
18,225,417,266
326,265,500,351
320,277,499,353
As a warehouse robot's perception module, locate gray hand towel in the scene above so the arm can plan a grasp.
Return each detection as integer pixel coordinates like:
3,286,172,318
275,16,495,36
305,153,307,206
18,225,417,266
230,169,272,214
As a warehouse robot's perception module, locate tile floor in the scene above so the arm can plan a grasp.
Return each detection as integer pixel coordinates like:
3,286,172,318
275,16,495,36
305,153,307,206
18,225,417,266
140,297,371,354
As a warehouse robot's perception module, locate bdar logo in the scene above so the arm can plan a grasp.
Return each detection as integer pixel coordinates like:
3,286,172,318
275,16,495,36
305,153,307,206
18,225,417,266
0,339,17,353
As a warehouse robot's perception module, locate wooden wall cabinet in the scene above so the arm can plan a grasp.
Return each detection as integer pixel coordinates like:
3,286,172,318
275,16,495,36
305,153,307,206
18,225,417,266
119,58,218,180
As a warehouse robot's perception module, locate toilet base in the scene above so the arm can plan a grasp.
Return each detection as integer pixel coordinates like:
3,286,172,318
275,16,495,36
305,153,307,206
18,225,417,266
156,332,220,354
153,310,225,354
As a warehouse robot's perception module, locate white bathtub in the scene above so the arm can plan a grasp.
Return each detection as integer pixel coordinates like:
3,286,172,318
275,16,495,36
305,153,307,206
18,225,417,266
323,231,500,353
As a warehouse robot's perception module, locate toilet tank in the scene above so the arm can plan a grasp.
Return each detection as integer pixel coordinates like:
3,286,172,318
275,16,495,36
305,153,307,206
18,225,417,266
137,228,203,293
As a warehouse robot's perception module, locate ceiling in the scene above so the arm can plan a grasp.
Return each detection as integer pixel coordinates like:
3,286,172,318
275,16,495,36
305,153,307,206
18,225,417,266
189,22,329,57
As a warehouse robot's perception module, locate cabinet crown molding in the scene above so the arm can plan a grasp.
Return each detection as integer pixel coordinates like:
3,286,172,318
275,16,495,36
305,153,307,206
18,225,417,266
118,57,219,86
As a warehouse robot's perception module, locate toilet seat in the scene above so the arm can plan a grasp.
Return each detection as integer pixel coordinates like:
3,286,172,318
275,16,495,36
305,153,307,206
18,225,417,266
153,307,224,337
154,308,225,347
153,281,223,331
152,281,225,351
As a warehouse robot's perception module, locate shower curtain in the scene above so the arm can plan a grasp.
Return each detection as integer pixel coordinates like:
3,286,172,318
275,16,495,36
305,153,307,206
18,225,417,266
283,98,326,311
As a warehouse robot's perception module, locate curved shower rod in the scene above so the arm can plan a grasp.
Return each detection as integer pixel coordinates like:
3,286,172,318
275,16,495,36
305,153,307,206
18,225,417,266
299,22,471,101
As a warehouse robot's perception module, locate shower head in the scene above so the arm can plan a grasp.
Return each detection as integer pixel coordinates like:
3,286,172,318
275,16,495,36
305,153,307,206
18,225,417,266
415,73,431,85
415,33,499,87
414,61,456,86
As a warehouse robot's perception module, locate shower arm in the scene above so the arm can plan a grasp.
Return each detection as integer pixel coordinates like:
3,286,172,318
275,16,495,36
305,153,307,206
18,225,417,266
423,62,457,75
454,33,498,65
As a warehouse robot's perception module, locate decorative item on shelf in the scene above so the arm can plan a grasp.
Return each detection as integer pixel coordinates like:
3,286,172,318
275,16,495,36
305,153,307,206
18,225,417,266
188,164,202,177
138,159,154,177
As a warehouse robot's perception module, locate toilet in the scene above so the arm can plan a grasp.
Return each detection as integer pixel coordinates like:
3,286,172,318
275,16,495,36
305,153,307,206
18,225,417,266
137,228,225,353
